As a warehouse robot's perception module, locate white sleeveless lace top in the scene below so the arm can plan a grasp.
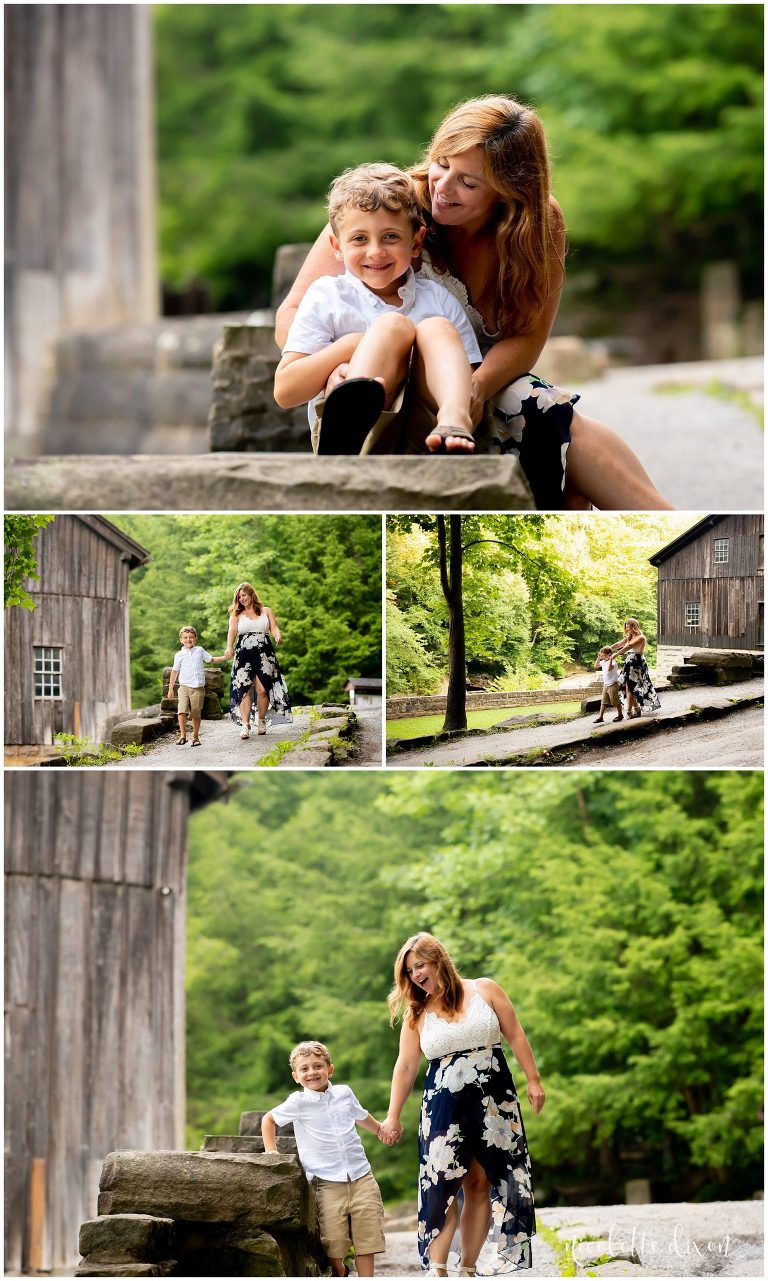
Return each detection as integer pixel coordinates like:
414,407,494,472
419,982,501,1060
238,612,269,635
417,249,502,352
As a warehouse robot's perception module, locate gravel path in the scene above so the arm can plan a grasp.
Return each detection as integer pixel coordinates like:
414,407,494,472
572,703,764,768
388,679,763,769
111,705,383,769
374,1201,762,1276
574,356,763,510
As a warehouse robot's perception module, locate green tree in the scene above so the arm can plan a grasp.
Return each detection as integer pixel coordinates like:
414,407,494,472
4,515,55,609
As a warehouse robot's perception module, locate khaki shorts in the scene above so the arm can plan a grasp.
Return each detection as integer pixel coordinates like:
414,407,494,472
311,379,439,456
177,684,205,716
314,1171,386,1259
600,683,621,712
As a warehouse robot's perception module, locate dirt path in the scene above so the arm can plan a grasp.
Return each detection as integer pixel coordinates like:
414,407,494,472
389,679,763,770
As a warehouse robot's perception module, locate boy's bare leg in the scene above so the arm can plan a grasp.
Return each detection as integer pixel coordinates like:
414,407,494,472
345,312,415,407
411,317,474,452
191,715,201,742
567,411,672,509
177,712,187,740
355,1253,374,1276
329,1259,348,1277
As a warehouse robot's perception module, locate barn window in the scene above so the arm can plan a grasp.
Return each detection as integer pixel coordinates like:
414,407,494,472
713,538,729,564
34,646,62,697
685,603,700,627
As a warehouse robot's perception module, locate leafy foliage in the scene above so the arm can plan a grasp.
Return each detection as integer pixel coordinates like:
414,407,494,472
111,514,381,709
154,4,763,307
4,515,55,609
387,514,697,693
186,772,763,1204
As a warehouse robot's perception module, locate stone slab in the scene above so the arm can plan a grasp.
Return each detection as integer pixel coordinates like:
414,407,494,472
202,1135,298,1155
75,1263,175,1278
97,1150,313,1231
110,718,167,747
688,649,755,667
79,1214,174,1263
239,1110,294,1137
6,454,532,512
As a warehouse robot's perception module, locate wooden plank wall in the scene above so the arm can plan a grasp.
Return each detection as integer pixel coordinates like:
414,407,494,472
4,774,192,1275
657,516,764,648
5,518,134,744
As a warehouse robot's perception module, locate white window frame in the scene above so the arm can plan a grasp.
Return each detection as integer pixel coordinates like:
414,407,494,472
713,538,729,564
685,603,700,628
34,645,63,698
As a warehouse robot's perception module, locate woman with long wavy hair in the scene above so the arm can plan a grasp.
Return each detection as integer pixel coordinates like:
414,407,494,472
224,582,292,739
380,932,544,1276
277,94,671,511
609,617,662,718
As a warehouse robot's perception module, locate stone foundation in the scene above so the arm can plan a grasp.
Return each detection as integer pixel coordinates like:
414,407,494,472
75,1110,329,1277
387,685,599,719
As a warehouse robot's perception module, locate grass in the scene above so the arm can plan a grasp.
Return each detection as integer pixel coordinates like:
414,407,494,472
53,733,146,766
655,377,763,429
386,702,582,740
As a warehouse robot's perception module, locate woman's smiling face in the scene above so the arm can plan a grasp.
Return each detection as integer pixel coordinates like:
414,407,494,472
405,949,439,996
428,147,500,229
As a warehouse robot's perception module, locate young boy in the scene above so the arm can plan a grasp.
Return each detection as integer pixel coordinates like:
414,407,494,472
593,646,624,724
274,162,482,456
262,1041,388,1277
166,626,224,747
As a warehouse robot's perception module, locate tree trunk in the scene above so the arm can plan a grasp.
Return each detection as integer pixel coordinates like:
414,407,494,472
439,515,467,732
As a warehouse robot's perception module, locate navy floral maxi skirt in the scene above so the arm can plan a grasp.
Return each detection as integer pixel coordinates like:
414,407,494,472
485,375,579,511
418,1046,535,1273
618,652,661,711
229,633,292,728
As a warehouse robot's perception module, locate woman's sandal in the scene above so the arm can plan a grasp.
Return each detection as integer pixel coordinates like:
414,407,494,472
240,728,250,740
426,424,476,453
176,736,187,746
316,377,386,454
257,719,267,735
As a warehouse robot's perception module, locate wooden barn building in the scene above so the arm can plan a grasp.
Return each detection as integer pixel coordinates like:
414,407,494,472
5,515,149,751
649,514,764,679
4,771,230,1276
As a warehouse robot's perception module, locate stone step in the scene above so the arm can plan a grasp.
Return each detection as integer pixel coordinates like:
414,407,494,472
202,1135,298,1155
239,1109,294,1137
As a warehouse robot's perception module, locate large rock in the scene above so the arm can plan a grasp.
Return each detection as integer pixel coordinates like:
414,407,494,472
97,1151,314,1232
75,1264,175,1278
111,717,167,747
202,1135,298,1155
239,1110,294,1137
688,649,754,667
209,325,307,452
79,1214,174,1263
5,454,533,511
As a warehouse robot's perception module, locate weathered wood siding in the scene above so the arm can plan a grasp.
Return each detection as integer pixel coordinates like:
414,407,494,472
5,4,156,444
657,515,764,649
5,518,135,745
4,773,193,1276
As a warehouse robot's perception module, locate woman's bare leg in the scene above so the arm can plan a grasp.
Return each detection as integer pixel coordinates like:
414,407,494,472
567,411,673,510
239,689,253,726
412,317,475,452
346,312,415,408
255,677,268,721
426,1195,459,1269
458,1160,493,1269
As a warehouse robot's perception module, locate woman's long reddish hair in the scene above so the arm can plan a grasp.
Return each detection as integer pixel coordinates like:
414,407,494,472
387,932,464,1028
229,582,263,616
410,94,565,338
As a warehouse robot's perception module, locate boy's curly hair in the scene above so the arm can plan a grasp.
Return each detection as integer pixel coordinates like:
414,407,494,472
328,163,422,236
289,1040,332,1069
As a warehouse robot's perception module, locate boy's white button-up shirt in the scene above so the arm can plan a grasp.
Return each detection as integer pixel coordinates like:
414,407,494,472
600,659,619,687
271,1082,371,1181
172,645,212,688
283,268,483,422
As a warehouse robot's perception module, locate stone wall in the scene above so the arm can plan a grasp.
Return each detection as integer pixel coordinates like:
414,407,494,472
387,685,600,719
76,1112,329,1277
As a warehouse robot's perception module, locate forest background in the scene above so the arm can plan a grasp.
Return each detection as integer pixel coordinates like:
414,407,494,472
113,514,382,708
387,513,697,695
185,770,763,1207
153,2,763,321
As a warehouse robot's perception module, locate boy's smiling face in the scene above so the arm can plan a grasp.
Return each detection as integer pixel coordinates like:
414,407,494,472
292,1053,334,1092
180,630,197,648
330,207,424,297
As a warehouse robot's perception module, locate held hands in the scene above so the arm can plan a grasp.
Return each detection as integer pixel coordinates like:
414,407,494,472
527,1080,545,1115
378,1118,403,1146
